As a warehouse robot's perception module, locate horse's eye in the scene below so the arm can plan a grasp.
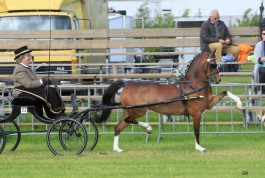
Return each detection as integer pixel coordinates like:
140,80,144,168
209,63,217,68
211,64,217,68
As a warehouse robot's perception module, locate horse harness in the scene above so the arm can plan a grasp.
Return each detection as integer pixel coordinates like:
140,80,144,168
174,59,219,118
174,75,211,120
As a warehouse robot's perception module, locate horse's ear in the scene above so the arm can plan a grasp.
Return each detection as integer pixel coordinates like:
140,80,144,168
208,49,216,59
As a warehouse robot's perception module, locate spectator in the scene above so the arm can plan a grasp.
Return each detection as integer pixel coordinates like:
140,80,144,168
253,29,265,93
200,9,239,61
12,45,68,119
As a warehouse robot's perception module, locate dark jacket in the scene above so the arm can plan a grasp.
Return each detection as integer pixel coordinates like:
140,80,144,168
200,18,232,52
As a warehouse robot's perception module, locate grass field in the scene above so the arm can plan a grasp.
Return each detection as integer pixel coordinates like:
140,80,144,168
0,133,264,178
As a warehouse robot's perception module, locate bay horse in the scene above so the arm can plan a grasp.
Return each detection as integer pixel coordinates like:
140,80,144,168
97,53,242,152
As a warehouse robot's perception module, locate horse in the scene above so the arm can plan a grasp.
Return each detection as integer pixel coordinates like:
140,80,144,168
97,53,243,152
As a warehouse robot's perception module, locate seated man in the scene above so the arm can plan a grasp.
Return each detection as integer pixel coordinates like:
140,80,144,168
12,45,68,119
200,9,239,61
253,28,265,93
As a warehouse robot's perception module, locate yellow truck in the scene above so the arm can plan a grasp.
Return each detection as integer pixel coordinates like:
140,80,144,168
0,0,108,81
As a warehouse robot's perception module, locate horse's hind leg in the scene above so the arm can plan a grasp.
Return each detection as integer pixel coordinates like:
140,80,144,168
113,109,133,152
113,119,130,152
113,108,151,152
113,118,152,152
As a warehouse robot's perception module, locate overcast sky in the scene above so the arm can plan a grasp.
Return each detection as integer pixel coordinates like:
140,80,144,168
109,0,264,17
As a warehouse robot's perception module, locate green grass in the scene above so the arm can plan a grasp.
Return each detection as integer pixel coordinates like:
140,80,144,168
0,134,264,178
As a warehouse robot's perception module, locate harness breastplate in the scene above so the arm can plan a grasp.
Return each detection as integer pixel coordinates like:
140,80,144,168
175,80,189,118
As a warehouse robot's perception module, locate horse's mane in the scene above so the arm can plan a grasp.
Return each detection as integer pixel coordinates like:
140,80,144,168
184,54,200,75
184,53,209,76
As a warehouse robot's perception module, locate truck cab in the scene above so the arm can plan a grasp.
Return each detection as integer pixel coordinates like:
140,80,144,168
0,11,77,75
0,0,108,84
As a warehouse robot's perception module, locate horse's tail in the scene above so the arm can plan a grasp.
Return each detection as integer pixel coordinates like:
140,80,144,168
96,80,125,123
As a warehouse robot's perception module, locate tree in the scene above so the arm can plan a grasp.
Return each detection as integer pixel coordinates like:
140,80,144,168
152,12,175,28
181,8,190,17
135,1,175,28
135,0,152,28
236,8,259,27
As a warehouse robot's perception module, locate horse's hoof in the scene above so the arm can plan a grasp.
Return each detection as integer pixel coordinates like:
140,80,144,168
146,129,152,134
236,103,243,110
196,148,207,152
200,148,207,152
195,143,207,152
113,148,124,153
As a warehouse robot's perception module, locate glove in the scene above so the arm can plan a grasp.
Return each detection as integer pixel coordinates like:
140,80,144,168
42,76,50,86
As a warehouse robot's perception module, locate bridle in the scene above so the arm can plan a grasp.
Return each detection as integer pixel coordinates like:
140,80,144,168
206,58,219,83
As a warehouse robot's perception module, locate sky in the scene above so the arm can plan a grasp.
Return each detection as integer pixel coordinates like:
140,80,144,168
109,0,264,18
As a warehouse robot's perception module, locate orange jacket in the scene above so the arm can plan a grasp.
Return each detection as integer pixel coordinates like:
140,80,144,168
237,43,253,62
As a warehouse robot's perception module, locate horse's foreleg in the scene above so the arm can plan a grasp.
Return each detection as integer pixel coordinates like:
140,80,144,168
207,91,227,109
193,115,207,152
227,91,243,109
208,91,243,110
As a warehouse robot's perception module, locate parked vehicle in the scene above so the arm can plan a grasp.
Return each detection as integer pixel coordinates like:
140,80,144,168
0,0,108,83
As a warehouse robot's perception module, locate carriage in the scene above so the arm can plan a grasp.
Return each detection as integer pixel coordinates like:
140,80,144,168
0,53,243,155
0,93,99,156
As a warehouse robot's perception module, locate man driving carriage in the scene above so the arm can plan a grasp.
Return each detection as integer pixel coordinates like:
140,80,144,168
12,45,68,119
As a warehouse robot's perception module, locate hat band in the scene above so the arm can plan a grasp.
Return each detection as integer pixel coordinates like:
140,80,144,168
15,49,31,58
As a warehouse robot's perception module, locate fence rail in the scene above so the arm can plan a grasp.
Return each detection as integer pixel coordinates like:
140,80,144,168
0,27,259,50
1,83,264,142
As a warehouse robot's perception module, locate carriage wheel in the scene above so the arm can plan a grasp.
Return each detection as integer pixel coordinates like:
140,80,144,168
78,113,99,151
0,125,7,154
0,116,21,152
46,118,87,156
5,120,21,151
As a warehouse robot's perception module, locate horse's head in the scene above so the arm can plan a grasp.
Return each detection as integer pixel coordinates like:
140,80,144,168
185,53,221,84
206,58,221,84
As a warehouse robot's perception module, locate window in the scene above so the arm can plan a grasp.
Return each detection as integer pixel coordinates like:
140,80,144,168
0,15,71,30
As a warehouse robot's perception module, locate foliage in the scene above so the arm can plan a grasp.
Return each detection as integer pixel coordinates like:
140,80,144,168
181,8,190,17
152,12,175,28
135,0,175,28
236,8,259,27
135,0,152,28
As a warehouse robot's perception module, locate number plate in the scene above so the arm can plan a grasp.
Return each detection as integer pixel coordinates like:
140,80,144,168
21,107,28,113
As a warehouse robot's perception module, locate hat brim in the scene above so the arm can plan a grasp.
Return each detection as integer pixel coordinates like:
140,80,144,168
14,49,32,60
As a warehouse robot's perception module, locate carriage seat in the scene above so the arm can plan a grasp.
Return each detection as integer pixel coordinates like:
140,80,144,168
11,97,38,106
